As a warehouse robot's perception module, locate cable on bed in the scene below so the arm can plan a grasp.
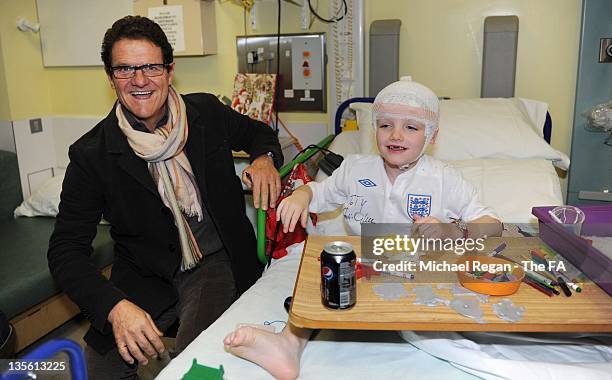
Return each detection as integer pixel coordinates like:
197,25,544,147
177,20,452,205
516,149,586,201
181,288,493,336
263,320,287,330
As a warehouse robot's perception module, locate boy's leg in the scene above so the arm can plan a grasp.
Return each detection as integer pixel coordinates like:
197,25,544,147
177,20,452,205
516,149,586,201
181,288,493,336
224,324,312,380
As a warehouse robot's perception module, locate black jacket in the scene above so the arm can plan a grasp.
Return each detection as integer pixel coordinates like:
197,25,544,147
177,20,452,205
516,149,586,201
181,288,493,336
48,93,282,353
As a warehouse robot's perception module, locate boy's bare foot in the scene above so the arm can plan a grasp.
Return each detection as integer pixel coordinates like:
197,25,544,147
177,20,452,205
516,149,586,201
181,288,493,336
224,325,309,380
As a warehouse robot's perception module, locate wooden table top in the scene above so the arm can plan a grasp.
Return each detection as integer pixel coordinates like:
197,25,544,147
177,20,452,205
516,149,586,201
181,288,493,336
288,236,612,332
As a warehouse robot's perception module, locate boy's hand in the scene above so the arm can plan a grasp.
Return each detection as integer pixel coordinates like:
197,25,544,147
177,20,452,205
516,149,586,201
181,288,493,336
412,215,463,239
276,186,313,233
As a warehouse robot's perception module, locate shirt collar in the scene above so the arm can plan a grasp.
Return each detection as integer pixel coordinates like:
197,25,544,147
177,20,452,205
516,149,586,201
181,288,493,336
123,104,170,133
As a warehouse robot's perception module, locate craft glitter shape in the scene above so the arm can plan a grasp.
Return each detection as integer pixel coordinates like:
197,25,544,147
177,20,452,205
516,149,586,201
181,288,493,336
412,285,448,306
492,298,525,323
373,283,410,301
449,297,485,324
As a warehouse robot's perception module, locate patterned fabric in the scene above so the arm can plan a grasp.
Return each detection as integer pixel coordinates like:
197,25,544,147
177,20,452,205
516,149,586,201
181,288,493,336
230,73,277,125
266,164,316,259
116,86,203,270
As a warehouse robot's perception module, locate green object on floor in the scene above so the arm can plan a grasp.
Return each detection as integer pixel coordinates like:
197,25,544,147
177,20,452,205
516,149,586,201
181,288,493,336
181,359,224,380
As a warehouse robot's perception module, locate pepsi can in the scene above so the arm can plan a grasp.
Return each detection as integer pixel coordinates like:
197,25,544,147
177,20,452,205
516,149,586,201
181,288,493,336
321,241,356,309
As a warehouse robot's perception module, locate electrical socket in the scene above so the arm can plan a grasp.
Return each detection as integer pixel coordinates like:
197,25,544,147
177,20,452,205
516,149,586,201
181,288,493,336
29,118,43,134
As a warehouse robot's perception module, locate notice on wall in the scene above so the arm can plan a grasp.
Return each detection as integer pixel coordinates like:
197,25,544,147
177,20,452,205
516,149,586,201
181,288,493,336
148,5,185,52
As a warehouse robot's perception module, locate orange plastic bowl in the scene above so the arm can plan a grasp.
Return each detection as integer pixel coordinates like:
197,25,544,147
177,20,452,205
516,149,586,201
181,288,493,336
455,255,524,296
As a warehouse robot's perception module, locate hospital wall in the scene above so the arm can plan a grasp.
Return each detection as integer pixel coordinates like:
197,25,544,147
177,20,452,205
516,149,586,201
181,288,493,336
0,38,10,121
366,0,582,166
0,0,51,120
0,1,581,185
0,0,331,123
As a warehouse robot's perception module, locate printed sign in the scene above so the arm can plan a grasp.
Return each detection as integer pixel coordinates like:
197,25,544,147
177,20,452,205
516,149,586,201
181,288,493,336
148,5,185,52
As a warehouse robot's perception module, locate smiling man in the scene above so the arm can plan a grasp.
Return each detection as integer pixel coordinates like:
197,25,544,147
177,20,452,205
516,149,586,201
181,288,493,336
47,16,282,379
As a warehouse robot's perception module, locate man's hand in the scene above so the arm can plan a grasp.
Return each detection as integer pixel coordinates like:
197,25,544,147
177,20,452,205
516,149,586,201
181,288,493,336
412,215,463,239
276,186,312,233
107,299,165,365
242,154,281,210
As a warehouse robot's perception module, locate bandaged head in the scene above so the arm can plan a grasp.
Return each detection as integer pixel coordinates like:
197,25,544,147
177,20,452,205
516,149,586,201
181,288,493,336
372,76,440,163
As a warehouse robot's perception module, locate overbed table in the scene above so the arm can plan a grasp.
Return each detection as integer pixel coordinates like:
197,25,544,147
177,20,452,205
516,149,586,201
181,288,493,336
289,236,612,332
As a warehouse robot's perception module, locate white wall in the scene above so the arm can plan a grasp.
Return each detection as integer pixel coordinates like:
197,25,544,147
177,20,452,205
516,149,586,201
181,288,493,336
0,120,15,152
12,116,101,199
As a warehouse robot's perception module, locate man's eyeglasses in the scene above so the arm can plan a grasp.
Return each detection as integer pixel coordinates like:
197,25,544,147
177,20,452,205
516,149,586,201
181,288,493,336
110,63,169,79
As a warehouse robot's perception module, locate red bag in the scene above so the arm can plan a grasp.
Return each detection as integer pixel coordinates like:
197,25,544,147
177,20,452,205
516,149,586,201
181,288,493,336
265,163,317,259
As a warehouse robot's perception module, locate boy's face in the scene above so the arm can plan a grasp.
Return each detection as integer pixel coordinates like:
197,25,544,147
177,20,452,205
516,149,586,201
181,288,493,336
375,117,427,168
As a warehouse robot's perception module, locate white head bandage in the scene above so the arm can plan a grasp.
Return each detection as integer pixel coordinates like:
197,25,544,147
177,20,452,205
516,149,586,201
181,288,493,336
372,76,440,163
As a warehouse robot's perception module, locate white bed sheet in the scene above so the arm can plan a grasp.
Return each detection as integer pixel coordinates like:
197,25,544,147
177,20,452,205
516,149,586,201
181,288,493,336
402,330,612,380
155,244,476,380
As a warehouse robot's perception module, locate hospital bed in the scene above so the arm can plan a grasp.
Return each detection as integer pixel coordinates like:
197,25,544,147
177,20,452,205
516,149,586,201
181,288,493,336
156,97,612,379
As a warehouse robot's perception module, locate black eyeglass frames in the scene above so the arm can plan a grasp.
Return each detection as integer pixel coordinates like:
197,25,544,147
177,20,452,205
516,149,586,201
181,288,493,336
110,63,169,79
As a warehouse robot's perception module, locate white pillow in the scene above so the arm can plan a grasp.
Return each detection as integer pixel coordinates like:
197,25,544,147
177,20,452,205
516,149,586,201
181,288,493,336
14,174,63,218
349,102,378,155
350,98,570,170
448,159,564,224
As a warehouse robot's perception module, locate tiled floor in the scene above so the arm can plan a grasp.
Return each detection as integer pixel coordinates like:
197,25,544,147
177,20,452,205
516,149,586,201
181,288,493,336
18,315,176,379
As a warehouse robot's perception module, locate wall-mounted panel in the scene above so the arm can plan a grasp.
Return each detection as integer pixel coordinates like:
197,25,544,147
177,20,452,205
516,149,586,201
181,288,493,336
237,33,327,112
37,0,133,66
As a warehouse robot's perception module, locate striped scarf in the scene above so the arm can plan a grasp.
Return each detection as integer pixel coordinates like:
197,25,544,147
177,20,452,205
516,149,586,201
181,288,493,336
116,85,203,271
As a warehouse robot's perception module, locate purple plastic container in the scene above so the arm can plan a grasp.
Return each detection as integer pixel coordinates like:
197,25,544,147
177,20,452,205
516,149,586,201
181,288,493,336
532,206,612,297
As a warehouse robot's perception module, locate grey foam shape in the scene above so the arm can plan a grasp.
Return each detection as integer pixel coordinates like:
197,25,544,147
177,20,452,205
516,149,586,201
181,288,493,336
492,298,525,323
437,283,489,303
452,283,489,304
412,285,448,306
373,283,410,301
450,297,486,323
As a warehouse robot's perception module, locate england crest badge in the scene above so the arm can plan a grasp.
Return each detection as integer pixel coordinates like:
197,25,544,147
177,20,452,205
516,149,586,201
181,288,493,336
407,194,432,218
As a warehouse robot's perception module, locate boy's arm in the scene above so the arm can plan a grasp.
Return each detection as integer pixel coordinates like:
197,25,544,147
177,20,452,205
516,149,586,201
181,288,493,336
466,215,503,238
306,156,352,213
277,156,355,232
413,215,502,239
276,185,313,233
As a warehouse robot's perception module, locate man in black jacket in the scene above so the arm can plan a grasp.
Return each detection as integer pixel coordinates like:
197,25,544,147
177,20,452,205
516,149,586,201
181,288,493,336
47,16,282,378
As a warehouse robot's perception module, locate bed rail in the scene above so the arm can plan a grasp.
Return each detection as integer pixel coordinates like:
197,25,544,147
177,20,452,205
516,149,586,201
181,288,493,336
256,134,336,264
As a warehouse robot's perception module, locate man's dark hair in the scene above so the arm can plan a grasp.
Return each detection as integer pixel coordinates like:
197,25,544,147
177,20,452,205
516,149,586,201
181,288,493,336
101,15,173,75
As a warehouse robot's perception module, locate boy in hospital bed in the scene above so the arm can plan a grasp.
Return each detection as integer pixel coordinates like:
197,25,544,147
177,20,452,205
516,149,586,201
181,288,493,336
224,77,503,380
